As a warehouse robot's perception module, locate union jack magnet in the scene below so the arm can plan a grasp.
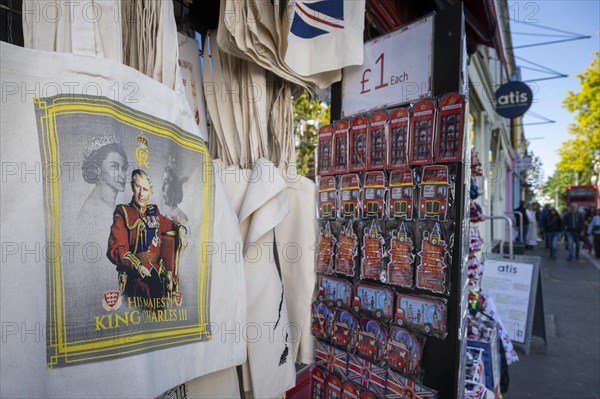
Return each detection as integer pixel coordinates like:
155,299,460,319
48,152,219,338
346,353,387,398
315,339,347,377
386,369,437,399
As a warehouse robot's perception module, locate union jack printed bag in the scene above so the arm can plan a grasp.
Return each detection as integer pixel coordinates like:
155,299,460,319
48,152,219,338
282,0,366,76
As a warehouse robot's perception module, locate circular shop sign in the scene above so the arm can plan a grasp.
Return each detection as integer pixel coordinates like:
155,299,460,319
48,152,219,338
494,81,533,118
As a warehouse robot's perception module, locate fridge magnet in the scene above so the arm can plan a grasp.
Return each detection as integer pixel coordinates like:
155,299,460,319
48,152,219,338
386,369,438,399
317,275,353,309
346,353,388,398
311,301,334,340
388,106,410,169
359,392,377,399
333,120,350,174
362,171,387,220
325,374,343,398
317,222,336,274
387,222,415,288
388,167,415,220
356,317,388,363
471,151,483,177
332,309,360,351
416,223,450,294
469,178,481,200
315,339,348,377
317,124,335,176
335,221,358,277
469,227,484,252
312,367,327,399
417,165,450,222
339,173,361,219
349,115,369,172
341,381,361,399
409,99,435,166
469,201,485,223
367,110,388,170
435,93,465,163
394,294,447,338
467,255,484,292
361,220,386,281
317,176,337,220
385,326,424,378
352,283,394,319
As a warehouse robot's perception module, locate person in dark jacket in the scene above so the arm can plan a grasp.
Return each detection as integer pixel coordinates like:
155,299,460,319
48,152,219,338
539,204,551,248
544,208,563,259
562,204,584,261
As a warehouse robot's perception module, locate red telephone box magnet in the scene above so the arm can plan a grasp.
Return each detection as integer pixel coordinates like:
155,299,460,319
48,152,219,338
367,111,388,170
435,93,465,163
333,120,349,175
388,107,410,169
409,99,435,165
349,115,368,173
317,124,334,176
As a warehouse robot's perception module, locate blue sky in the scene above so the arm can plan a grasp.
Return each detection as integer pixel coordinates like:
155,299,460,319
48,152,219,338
507,0,599,181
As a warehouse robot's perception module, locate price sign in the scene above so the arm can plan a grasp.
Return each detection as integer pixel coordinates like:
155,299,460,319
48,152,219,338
341,15,434,118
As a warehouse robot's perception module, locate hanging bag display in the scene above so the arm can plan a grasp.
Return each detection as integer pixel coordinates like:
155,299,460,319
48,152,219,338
0,42,247,399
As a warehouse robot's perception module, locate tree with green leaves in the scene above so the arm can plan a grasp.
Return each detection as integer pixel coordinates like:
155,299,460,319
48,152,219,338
544,51,600,207
293,91,331,178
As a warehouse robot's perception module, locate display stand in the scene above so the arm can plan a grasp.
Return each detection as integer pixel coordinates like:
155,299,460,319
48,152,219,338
321,4,470,399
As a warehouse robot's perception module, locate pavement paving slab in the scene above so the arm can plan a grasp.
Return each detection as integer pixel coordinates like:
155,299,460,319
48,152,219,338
505,243,600,399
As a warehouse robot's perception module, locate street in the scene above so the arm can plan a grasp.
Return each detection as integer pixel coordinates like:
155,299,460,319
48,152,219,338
506,242,600,398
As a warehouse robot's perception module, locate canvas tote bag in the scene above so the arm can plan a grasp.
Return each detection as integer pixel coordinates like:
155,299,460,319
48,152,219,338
22,0,123,62
0,42,247,398
275,173,318,365
214,159,298,399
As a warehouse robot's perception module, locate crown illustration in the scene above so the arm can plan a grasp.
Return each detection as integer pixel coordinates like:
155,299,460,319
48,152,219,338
83,135,121,159
136,134,149,148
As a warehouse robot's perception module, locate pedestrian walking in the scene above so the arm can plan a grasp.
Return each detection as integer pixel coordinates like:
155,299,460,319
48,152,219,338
539,204,551,248
544,208,563,259
562,204,584,261
587,208,600,259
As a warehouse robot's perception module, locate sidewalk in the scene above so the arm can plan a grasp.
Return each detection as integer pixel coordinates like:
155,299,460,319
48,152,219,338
506,242,600,398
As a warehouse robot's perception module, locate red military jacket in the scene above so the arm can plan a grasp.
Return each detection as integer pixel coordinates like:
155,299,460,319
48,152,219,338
107,202,175,273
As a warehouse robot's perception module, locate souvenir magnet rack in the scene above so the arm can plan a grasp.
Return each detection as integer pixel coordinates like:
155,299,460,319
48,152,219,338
324,5,471,398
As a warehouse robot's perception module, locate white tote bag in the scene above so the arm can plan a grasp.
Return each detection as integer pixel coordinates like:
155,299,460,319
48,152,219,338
215,159,298,399
0,42,246,398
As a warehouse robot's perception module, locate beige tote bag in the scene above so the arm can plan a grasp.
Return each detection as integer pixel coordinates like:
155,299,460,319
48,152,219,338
0,42,246,399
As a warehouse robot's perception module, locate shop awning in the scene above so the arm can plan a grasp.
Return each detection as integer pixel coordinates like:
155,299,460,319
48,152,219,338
366,0,506,63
